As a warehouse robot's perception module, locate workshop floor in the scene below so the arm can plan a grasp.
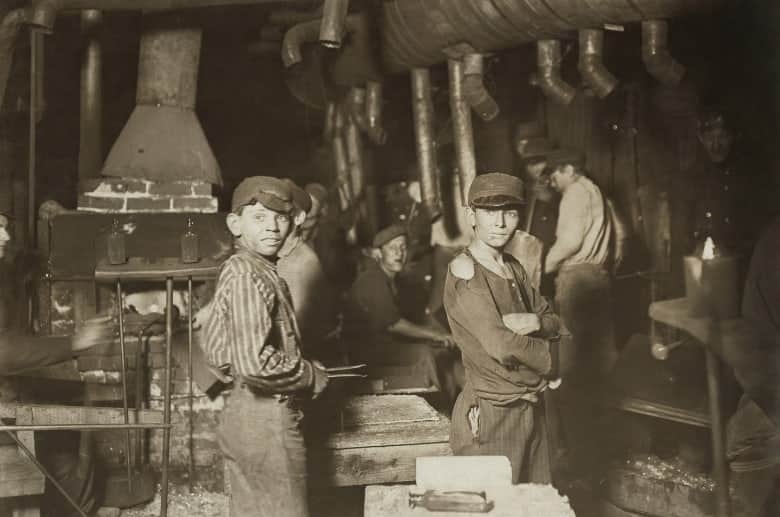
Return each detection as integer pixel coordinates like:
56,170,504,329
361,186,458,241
117,485,364,517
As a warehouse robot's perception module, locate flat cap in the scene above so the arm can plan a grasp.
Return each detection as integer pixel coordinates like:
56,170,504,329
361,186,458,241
231,176,293,213
545,148,585,170
372,224,407,248
284,179,313,214
468,172,525,208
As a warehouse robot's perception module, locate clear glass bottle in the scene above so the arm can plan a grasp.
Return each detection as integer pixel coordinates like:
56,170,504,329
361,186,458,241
107,218,126,265
181,217,199,264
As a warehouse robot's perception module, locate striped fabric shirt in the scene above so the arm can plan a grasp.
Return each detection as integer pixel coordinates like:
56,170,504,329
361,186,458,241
203,242,313,392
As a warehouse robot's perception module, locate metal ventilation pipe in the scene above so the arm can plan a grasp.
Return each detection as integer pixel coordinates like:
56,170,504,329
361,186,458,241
323,100,336,141
281,19,320,68
319,0,349,49
346,86,368,129
0,9,26,111
411,68,441,216
448,58,476,205
578,29,617,99
462,53,499,121
331,105,352,210
344,114,364,203
365,80,386,145
537,39,576,106
642,20,685,85
78,9,102,180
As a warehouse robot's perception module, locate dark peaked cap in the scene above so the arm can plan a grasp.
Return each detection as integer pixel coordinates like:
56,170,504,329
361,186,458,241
468,172,525,208
231,176,293,213
284,179,313,214
372,224,407,248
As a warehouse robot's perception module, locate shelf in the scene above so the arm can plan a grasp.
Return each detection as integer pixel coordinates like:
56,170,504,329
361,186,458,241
94,257,220,282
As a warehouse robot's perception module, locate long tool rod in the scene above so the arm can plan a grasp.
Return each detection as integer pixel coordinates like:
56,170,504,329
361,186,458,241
6,430,89,517
161,277,174,517
705,345,730,517
0,423,170,432
28,29,40,248
116,280,133,491
188,276,194,492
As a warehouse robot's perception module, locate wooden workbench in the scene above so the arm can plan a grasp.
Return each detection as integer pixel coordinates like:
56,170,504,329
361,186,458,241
309,394,452,486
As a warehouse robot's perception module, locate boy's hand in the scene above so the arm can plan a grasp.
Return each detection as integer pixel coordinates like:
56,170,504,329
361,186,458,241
502,313,541,336
311,360,329,399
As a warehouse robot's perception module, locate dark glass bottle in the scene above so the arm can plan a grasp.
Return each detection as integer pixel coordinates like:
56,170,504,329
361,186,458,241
107,218,126,265
181,217,200,264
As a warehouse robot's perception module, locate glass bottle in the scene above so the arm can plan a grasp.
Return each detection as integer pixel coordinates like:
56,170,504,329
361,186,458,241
181,217,200,264
107,218,126,265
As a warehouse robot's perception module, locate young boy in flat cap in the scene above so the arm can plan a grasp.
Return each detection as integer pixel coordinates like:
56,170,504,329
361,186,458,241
203,177,328,517
443,172,563,484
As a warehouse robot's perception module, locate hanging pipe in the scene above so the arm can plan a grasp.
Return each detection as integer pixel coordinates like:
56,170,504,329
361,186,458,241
642,20,685,85
282,13,361,68
331,106,351,210
0,9,26,111
319,0,349,48
411,68,441,216
323,100,336,140
344,114,364,203
78,9,102,180
462,53,499,121
365,80,386,145
578,28,617,99
537,39,576,106
448,58,476,205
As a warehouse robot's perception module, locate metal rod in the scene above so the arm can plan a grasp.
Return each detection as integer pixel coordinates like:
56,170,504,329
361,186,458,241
705,346,731,516
448,59,476,205
134,332,145,467
319,0,349,48
411,67,441,217
161,277,174,517
116,280,133,492
0,423,171,431
28,29,40,248
5,431,89,517
188,276,194,492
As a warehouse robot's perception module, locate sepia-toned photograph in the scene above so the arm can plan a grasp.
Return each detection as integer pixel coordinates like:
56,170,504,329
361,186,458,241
0,0,777,515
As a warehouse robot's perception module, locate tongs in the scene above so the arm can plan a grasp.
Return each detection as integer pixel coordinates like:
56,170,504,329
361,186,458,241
324,364,368,379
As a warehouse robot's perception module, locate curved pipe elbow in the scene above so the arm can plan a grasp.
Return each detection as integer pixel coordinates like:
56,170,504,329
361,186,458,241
462,54,499,121
578,29,617,99
537,40,576,106
281,19,321,68
642,20,685,85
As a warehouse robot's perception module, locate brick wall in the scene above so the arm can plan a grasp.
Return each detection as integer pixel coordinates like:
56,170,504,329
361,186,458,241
78,177,218,213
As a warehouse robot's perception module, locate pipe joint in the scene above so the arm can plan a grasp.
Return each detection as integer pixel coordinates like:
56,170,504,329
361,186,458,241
281,19,321,68
319,0,349,49
641,20,685,86
28,0,58,33
461,53,499,121
537,40,576,106
578,29,617,99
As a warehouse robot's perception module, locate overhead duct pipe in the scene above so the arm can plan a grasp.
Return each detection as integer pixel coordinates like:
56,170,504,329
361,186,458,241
381,0,724,71
642,20,685,85
78,9,102,180
578,29,617,99
448,59,476,205
102,23,221,184
537,39,576,106
0,9,26,111
28,0,316,31
319,0,348,49
411,68,441,217
462,53,499,121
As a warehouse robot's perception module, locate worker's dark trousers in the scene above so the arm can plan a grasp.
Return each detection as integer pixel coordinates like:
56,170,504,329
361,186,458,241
0,335,72,375
555,264,617,477
218,385,309,517
450,385,551,484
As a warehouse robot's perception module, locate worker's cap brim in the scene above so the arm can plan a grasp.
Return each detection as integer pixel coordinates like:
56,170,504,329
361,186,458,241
231,176,294,214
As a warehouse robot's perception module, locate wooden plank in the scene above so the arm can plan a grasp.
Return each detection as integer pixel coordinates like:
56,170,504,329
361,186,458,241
322,420,450,450
10,495,40,517
0,410,44,498
337,395,441,428
1,403,163,426
312,442,452,487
